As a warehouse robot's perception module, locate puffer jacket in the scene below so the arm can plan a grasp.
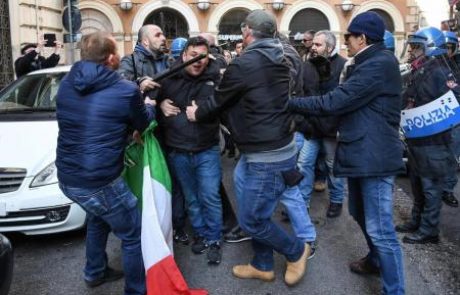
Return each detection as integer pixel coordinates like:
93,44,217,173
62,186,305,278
56,61,154,188
157,59,221,152
289,43,405,177
195,38,294,153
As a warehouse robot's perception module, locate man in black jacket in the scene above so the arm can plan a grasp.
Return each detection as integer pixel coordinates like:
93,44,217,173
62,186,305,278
187,10,309,286
158,36,223,265
118,24,170,94
299,30,347,218
14,38,62,78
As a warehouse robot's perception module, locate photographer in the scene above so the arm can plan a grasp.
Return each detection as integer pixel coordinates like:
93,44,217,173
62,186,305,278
14,36,62,78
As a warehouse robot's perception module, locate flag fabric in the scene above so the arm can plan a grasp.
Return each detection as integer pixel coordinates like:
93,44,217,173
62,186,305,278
124,121,208,295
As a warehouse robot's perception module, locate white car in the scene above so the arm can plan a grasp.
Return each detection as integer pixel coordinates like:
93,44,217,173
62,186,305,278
0,66,86,235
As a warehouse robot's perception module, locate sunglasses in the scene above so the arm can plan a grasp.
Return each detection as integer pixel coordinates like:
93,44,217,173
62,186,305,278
344,33,361,42
302,39,312,43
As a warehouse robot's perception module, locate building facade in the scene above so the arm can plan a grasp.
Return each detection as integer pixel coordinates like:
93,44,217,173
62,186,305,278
6,0,424,84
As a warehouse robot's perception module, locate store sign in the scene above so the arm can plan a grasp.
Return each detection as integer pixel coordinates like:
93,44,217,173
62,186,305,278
217,34,243,41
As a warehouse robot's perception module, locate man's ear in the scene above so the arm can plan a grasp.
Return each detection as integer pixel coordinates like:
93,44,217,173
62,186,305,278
105,53,116,68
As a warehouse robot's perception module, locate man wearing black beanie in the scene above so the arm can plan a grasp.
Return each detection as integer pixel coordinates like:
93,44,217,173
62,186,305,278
289,11,405,295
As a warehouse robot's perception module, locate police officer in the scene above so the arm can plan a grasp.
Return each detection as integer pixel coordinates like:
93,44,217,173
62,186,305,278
396,27,458,243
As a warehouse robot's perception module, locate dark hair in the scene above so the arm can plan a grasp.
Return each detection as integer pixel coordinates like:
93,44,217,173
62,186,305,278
365,37,380,46
184,36,209,52
80,31,116,64
305,30,316,36
21,43,37,55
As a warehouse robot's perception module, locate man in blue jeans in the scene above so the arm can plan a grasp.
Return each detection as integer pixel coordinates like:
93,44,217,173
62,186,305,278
187,10,309,285
289,12,405,295
158,36,223,265
56,32,155,295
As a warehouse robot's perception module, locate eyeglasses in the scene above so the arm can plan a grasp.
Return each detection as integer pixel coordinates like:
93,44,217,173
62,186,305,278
302,39,312,43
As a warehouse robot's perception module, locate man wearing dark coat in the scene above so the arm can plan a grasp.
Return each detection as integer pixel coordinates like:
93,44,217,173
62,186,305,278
289,12,405,295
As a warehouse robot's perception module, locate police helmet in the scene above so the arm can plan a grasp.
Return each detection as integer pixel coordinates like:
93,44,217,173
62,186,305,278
383,30,395,52
407,26,447,57
442,31,458,55
170,37,187,59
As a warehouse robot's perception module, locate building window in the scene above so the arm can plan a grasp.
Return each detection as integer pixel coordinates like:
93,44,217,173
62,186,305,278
144,8,189,40
218,8,250,49
289,8,330,38
81,9,113,34
370,9,395,32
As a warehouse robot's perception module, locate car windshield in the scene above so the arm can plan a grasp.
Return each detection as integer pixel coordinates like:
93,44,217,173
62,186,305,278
0,72,67,113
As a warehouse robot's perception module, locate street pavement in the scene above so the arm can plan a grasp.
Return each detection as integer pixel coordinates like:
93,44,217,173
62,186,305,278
5,157,460,295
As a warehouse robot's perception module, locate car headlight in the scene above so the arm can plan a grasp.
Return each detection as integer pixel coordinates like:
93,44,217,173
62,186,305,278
30,162,58,188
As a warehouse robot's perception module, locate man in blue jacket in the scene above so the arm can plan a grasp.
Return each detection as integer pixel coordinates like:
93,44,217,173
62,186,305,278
56,32,155,295
289,12,405,295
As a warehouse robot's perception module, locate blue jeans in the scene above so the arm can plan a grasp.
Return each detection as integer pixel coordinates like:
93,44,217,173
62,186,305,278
168,146,222,243
297,137,345,206
348,176,405,295
234,154,305,271
280,133,316,243
60,177,145,295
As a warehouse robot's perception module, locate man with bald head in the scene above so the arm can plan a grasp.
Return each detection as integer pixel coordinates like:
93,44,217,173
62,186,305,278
119,24,170,93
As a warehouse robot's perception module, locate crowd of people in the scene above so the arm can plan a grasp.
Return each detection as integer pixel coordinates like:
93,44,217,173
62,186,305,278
11,7,457,295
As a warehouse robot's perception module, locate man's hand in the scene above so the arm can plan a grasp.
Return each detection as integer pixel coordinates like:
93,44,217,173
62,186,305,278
186,100,198,122
133,130,144,145
54,41,63,54
140,78,161,93
144,96,157,107
160,99,180,117
447,80,458,89
35,38,46,54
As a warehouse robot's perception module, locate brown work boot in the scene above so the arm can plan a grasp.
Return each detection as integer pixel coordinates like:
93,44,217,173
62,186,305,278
284,243,311,286
349,257,380,275
232,264,275,282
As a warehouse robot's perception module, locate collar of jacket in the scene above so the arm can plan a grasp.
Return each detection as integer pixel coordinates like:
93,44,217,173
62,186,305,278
353,42,385,65
134,44,165,60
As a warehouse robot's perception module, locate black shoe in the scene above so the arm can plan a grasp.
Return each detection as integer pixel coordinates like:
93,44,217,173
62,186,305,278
191,236,208,254
281,210,290,222
349,257,380,275
326,202,343,218
442,192,459,207
85,267,124,288
395,222,418,233
307,241,316,260
173,228,189,245
207,242,222,265
403,231,439,244
224,226,251,243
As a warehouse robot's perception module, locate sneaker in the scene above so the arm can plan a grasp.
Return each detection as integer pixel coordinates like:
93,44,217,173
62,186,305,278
442,192,459,207
207,242,222,265
191,236,208,254
307,242,316,260
173,228,189,245
224,226,252,243
314,181,326,192
85,267,124,288
326,202,343,218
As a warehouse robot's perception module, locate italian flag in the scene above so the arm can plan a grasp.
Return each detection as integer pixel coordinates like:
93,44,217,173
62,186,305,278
124,122,208,295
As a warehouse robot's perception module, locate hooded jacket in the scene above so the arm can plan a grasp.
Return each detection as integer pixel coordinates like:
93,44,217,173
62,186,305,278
195,38,294,153
56,61,155,188
289,43,405,177
157,59,221,152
